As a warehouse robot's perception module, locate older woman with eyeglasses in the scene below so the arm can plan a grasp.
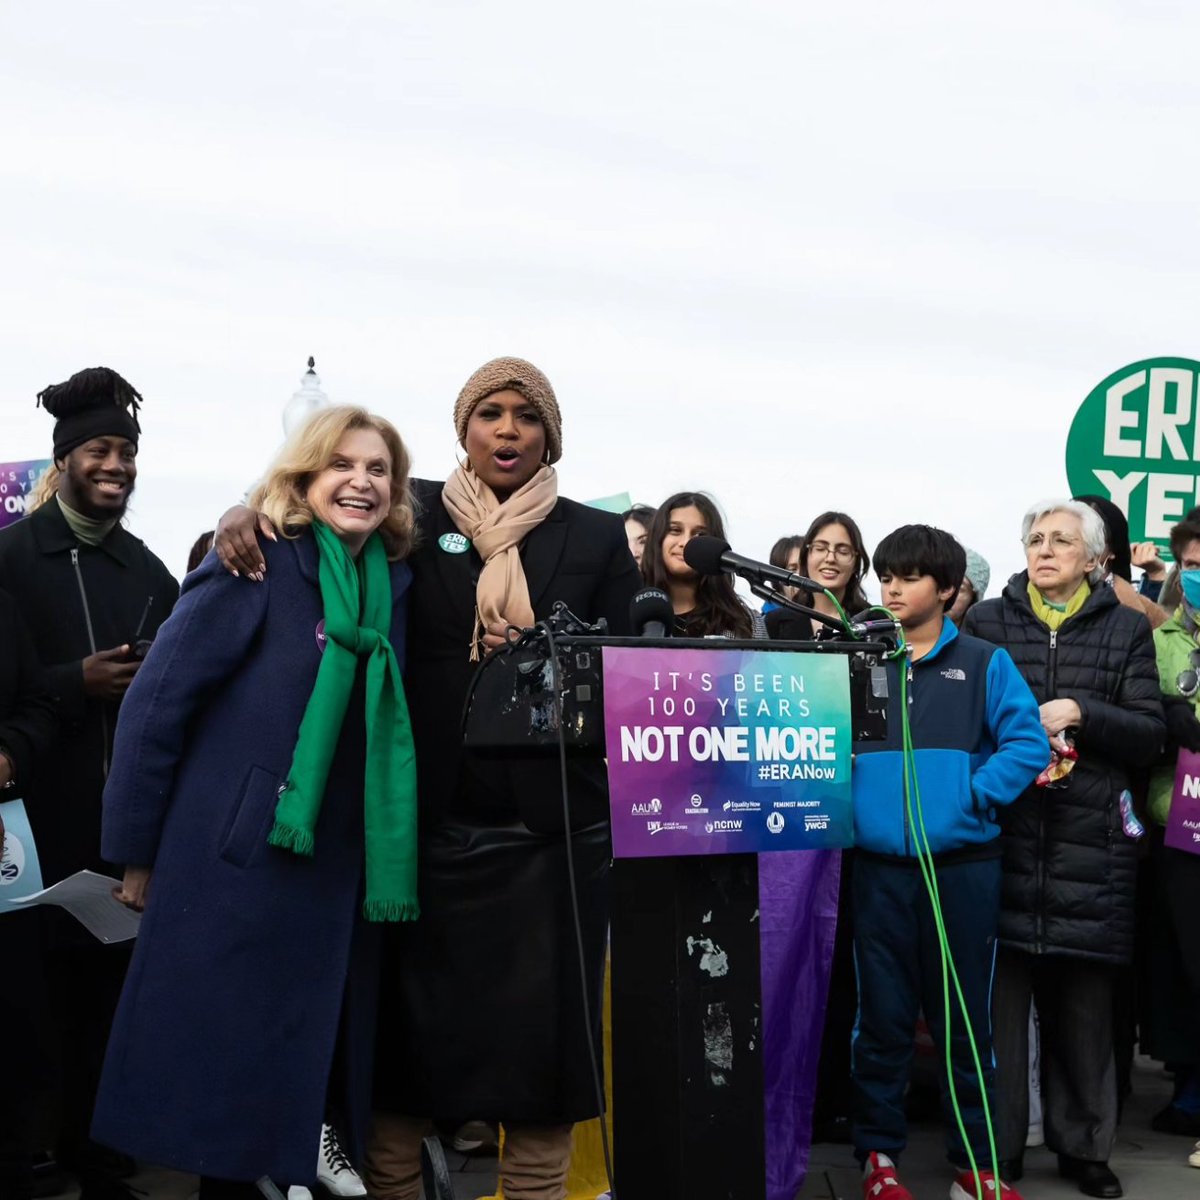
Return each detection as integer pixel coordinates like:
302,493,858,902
963,498,1164,1200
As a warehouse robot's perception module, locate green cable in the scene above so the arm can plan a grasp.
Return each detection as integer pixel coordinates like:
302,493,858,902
898,660,1001,1194
871,608,1001,1193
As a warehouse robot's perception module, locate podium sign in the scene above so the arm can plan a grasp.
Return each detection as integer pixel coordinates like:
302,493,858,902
602,645,853,857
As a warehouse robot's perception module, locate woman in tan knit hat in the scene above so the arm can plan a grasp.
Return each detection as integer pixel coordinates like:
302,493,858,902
215,356,640,1200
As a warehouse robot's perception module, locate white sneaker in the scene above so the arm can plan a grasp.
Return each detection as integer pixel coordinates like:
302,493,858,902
287,1189,313,1200
1189,1140,1200,1168
317,1122,368,1197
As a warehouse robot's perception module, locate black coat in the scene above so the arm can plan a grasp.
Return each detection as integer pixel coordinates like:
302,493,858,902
0,588,57,790
0,500,178,884
375,479,641,1123
405,478,641,833
963,575,1164,964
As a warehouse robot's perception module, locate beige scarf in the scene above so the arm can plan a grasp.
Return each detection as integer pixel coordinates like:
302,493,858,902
442,463,559,659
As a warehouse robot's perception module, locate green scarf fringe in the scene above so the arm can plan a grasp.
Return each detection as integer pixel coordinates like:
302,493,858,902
267,820,315,857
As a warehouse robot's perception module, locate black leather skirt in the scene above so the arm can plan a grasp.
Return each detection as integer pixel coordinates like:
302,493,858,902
373,793,611,1124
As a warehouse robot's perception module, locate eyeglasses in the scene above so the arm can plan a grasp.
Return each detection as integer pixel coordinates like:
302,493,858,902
1023,532,1082,552
809,541,855,563
1177,649,1200,698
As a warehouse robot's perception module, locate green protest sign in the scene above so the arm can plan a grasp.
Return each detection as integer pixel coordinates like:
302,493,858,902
1065,357,1200,544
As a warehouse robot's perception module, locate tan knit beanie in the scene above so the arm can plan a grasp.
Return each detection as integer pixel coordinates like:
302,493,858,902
454,356,562,464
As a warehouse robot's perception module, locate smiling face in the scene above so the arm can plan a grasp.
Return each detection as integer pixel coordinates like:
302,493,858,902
1024,511,1097,603
463,388,547,500
57,436,137,519
305,427,392,555
661,505,709,581
804,522,856,598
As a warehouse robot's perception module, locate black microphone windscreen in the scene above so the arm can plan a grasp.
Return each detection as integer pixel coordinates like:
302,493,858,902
682,535,730,576
629,587,674,635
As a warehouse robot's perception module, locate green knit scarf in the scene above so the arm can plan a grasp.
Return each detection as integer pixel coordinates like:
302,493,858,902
269,521,419,922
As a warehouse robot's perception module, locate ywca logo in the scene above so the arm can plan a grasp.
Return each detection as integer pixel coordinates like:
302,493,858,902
766,812,785,834
940,668,966,681
632,798,662,816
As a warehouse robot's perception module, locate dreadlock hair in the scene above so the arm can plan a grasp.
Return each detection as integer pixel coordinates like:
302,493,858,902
640,491,755,639
38,366,143,461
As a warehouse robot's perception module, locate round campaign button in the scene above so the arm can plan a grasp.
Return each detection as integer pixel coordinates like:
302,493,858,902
1,828,27,885
438,533,471,554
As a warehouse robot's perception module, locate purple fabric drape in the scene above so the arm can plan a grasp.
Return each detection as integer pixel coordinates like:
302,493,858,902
759,848,843,1200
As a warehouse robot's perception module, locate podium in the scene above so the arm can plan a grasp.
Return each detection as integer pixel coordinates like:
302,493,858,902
464,632,889,1200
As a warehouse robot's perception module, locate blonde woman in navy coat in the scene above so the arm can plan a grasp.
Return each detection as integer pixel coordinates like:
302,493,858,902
91,407,419,1198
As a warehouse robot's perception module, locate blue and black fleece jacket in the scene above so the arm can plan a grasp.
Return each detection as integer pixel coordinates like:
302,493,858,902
853,618,1048,862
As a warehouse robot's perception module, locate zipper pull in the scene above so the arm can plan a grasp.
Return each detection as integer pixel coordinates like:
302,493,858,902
1050,629,1057,649
70,548,78,566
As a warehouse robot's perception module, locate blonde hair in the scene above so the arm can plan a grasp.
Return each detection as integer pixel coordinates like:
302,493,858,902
27,462,62,513
249,406,417,560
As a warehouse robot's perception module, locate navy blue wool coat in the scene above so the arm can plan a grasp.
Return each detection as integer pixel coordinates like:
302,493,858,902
91,530,411,1183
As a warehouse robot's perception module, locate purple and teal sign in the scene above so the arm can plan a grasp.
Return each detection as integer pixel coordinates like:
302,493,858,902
0,460,51,531
602,645,853,857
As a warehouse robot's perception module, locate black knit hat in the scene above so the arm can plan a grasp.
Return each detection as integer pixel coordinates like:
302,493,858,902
38,367,142,461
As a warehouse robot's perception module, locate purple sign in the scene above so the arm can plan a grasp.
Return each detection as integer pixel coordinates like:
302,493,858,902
0,460,52,531
1166,747,1200,854
602,646,853,858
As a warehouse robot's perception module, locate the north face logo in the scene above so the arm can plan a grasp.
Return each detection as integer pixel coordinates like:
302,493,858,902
940,668,966,681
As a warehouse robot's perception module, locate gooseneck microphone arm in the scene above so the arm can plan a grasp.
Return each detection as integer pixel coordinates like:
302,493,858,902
682,535,900,641
744,579,850,633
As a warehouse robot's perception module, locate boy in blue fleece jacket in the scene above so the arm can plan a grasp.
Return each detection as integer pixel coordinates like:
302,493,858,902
851,526,1046,1200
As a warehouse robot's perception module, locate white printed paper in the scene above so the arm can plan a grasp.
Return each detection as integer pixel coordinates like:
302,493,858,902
8,868,142,944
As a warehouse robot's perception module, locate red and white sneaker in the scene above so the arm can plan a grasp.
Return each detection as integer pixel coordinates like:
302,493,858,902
863,1152,914,1200
949,1168,1023,1199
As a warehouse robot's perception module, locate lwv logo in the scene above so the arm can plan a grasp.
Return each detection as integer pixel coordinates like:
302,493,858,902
1183,774,1200,800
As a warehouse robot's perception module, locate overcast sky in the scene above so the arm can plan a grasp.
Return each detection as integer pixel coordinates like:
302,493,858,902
4,1,1199,594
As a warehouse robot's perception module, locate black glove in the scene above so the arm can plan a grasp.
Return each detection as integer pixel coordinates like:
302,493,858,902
1164,696,1200,753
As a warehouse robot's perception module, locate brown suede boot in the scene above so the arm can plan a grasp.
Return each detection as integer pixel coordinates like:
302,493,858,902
362,1112,432,1200
500,1123,574,1200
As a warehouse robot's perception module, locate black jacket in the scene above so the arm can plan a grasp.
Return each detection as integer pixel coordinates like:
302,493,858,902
405,478,641,832
964,574,1164,964
0,500,178,883
0,588,57,790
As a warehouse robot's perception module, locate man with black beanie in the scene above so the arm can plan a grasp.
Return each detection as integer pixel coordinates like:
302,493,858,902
0,366,178,1200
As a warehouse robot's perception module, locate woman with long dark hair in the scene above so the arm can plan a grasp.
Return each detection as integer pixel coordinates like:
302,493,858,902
764,511,869,644
640,491,760,638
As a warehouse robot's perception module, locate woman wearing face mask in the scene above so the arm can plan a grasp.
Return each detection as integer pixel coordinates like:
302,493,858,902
216,358,640,1200
639,492,763,638
963,499,1164,1198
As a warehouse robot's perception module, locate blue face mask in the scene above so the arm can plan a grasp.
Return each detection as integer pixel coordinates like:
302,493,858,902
1182,569,1200,609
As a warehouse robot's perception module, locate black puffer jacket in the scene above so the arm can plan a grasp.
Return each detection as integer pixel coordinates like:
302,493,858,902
963,574,1164,964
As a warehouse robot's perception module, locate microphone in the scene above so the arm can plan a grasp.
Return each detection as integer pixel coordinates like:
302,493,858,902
847,616,902,639
683,535,824,594
630,587,674,639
